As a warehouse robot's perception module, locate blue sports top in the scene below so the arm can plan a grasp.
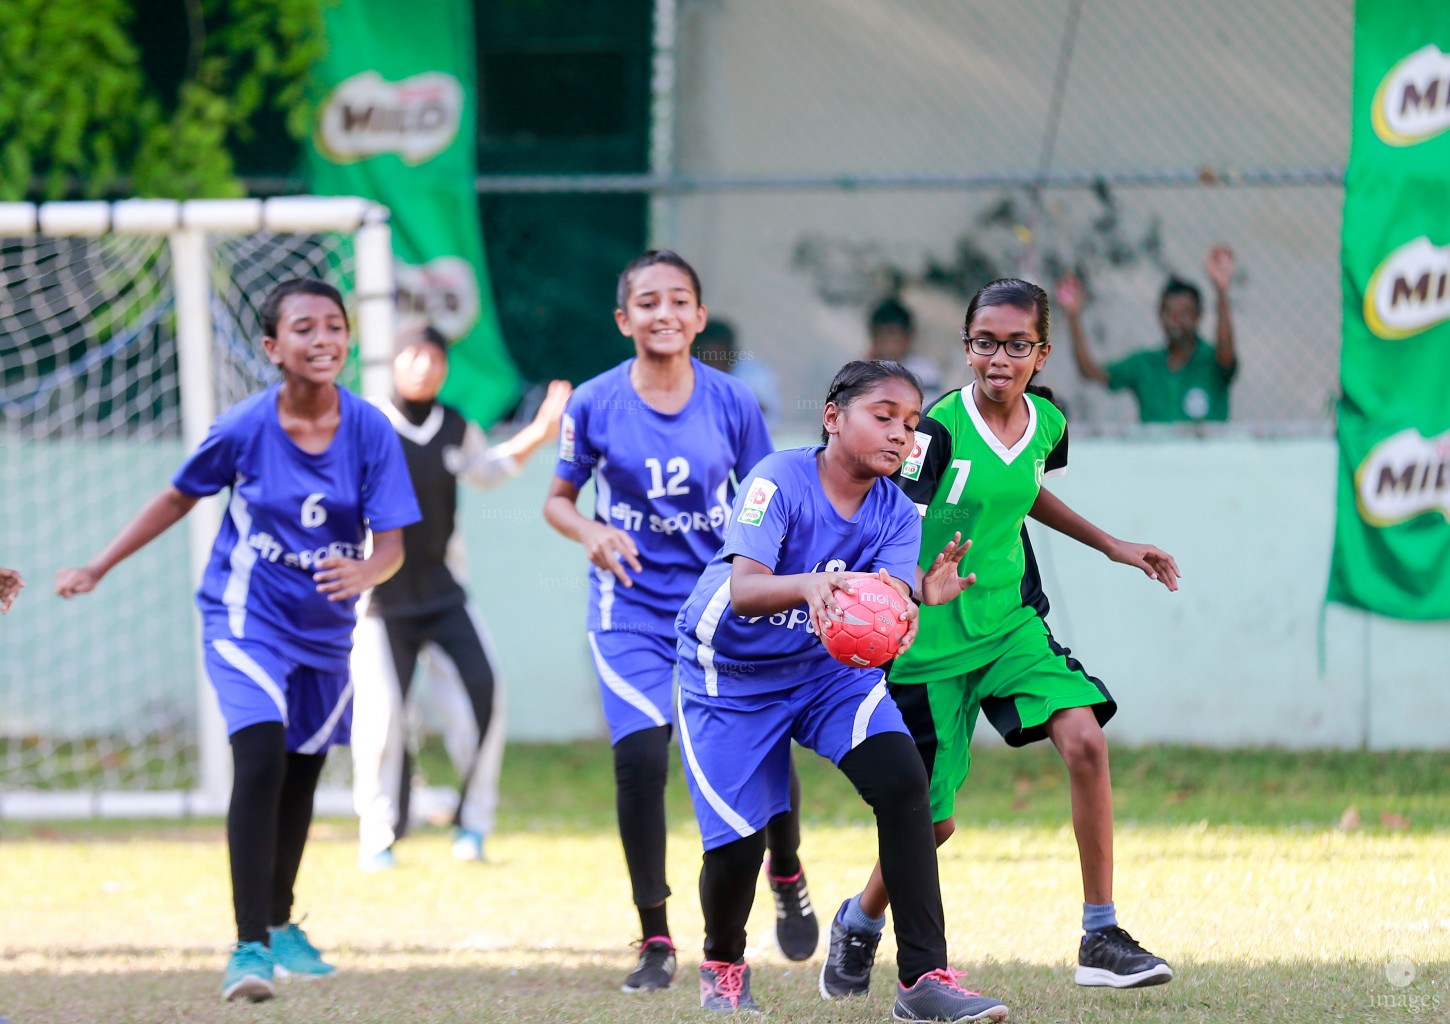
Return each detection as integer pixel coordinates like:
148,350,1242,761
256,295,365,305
554,358,773,635
173,384,420,670
675,446,921,695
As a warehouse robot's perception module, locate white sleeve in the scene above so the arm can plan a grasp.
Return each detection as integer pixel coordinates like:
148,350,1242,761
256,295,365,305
457,421,520,490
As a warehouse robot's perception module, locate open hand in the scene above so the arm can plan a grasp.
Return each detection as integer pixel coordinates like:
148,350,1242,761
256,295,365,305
54,566,100,599
1054,272,1086,317
1106,540,1181,592
805,570,879,639
579,522,642,587
1,567,25,612
920,532,976,606
1205,246,1235,292
867,568,923,655
531,379,573,442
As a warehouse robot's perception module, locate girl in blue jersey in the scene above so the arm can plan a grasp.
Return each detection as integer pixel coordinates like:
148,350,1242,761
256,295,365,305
675,360,1007,1022
544,251,816,992
55,279,420,1003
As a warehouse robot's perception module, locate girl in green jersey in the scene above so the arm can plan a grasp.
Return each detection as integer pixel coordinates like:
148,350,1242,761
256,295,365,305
820,279,1183,1000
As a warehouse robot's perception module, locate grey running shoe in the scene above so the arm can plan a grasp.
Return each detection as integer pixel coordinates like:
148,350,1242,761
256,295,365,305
892,968,1009,1022
768,862,819,961
1074,926,1173,988
622,936,677,993
699,959,762,1014
819,899,880,998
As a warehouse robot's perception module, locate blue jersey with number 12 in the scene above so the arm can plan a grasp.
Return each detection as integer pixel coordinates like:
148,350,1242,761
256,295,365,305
554,358,773,635
172,384,420,672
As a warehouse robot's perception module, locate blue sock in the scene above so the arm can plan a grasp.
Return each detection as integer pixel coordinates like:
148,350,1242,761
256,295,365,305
1083,901,1117,933
842,894,886,935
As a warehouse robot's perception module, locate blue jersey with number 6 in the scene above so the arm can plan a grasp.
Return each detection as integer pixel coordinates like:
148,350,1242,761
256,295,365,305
554,358,773,635
173,384,420,672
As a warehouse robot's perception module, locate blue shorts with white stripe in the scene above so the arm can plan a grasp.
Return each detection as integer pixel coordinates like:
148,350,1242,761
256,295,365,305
675,664,908,851
206,637,353,753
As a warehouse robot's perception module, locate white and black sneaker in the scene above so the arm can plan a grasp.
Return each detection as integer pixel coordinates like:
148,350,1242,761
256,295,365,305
768,862,819,961
819,899,880,999
622,935,677,992
1074,926,1173,988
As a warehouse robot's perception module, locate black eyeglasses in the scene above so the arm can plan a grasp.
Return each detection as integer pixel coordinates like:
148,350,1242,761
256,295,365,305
962,334,1046,358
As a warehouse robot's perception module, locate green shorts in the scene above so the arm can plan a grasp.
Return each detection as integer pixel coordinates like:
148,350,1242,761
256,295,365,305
888,615,1115,822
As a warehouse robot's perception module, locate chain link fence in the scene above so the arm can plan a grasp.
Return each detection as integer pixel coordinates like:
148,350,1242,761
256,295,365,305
481,0,1350,434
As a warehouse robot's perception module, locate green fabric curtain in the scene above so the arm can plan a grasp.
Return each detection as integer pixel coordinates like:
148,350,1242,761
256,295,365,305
304,0,521,425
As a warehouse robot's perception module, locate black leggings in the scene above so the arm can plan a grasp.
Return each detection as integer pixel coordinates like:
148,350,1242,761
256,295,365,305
380,604,497,835
228,722,327,944
700,732,944,983
613,726,804,911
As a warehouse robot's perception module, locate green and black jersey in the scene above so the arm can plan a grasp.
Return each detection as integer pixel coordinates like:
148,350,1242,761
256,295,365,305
891,383,1068,682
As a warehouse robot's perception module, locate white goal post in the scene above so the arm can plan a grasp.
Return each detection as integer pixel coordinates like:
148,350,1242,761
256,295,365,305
0,197,393,819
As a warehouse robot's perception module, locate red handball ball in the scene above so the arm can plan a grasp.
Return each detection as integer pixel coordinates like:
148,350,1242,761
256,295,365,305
821,577,909,669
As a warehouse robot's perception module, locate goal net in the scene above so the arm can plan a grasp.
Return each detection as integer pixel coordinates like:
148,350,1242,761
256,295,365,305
0,198,393,818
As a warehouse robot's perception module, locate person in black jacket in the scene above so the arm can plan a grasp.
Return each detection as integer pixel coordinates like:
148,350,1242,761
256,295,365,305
352,324,570,869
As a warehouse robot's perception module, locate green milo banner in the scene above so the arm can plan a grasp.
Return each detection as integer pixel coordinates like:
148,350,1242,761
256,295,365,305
304,0,521,425
1329,4,1450,620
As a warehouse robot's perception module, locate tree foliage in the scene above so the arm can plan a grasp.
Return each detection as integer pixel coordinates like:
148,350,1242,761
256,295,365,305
0,0,328,201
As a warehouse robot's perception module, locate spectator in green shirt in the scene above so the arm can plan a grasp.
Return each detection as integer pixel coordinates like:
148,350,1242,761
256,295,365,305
1057,246,1238,423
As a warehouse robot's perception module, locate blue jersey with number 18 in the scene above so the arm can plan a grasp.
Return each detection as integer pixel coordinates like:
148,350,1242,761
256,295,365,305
172,384,420,672
675,446,922,696
554,358,773,635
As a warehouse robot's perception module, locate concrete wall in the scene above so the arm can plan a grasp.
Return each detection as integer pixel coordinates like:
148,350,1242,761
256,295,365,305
461,433,1448,749
4,435,1445,749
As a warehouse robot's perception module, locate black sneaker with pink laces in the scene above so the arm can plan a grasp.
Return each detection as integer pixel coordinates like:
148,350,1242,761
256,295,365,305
621,936,676,993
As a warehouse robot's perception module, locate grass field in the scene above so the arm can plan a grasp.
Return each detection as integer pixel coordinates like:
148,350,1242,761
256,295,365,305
2,743,1447,1023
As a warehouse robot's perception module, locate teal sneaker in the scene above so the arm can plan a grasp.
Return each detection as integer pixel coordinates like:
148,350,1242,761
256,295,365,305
269,921,338,979
222,941,276,1002
452,828,485,862
358,846,397,872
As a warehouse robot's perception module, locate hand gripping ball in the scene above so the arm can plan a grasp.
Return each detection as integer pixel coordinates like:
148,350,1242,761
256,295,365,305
821,576,909,669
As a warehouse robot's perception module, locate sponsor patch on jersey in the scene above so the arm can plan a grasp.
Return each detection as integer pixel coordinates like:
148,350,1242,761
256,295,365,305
737,478,779,527
560,414,577,462
900,431,932,481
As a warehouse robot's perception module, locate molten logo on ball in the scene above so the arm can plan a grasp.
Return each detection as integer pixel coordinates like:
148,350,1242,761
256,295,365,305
821,577,909,669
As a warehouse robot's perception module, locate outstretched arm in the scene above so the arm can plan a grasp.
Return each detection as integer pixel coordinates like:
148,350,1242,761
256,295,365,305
1056,273,1109,385
1029,487,1180,591
0,567,24,613
1205,245,1237,370
458,381,574,490
55,486,199,597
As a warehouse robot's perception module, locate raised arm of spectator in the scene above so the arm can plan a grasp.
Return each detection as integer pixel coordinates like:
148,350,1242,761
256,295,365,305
1055,273,1108,385
1205,245,1237,370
